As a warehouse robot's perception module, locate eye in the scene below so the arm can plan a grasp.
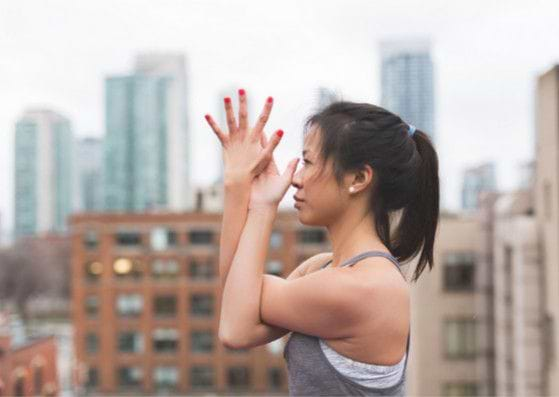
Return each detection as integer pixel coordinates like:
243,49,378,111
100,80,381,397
303,159,311,165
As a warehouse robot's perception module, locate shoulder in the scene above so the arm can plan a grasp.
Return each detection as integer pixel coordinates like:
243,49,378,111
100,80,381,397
343,256,410,300
301,252,333,275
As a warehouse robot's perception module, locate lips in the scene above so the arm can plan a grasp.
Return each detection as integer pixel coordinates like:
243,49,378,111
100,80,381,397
293,195,305,202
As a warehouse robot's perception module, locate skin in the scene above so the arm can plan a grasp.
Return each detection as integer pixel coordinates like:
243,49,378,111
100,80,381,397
205,90,410,365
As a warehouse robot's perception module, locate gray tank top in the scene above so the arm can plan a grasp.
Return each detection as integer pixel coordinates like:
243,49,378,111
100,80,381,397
283,250,410,396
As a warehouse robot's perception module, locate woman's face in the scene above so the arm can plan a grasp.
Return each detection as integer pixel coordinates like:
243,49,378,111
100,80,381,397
291,126,349,226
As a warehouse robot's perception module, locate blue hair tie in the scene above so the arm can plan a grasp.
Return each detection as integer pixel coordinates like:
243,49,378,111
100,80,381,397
408,124,416,137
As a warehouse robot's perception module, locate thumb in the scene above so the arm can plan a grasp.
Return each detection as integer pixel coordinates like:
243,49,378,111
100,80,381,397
281,157,300,183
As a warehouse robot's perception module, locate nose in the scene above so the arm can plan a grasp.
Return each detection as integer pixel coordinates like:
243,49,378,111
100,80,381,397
291,163,303,189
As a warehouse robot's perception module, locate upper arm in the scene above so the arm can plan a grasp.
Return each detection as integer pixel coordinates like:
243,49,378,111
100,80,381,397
260,266,372,340
223,252,333,349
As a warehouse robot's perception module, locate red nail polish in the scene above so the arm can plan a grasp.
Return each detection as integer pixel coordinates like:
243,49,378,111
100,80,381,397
224,97,231,104
267,96,273,103
204,114,210,121
239,88,245,96
277,130,284,138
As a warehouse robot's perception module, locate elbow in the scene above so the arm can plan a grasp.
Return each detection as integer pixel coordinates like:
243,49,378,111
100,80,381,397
218,329,248,350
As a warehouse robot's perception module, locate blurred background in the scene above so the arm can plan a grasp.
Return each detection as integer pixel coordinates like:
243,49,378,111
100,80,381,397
0,0,558,396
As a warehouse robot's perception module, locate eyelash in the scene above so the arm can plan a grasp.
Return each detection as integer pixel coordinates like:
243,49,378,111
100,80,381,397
302,159,311,165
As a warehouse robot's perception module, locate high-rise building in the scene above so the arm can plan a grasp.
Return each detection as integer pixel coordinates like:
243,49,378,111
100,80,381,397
104,53,191,212
535,64,559,396
14,109,74,238
461,162,497,211
380,39,435,143
76,137,104,212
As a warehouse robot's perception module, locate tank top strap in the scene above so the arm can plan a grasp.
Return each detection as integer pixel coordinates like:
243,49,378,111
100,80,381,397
321,250,406,280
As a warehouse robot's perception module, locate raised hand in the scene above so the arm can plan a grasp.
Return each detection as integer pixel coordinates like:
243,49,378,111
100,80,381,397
204,88,284,184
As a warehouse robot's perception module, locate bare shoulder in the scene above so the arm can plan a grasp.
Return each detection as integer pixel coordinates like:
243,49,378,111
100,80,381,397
301,252,334,275
346,255,410,294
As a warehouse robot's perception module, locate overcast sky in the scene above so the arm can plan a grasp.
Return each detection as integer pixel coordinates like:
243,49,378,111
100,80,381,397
1,0,558,236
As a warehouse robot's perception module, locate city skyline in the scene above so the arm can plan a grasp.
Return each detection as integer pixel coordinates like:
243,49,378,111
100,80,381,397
1,0,558,235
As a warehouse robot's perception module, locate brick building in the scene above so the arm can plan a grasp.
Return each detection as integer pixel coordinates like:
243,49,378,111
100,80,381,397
0,312,58,396
70,211,330,395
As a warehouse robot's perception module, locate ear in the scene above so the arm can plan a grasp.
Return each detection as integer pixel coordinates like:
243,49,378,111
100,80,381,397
347,164,374,194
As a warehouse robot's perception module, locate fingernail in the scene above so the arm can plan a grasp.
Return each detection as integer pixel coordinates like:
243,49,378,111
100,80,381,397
204,114,210,121
276,130,284,138
239,88,245,96
224,97,231,104
267,96,273,103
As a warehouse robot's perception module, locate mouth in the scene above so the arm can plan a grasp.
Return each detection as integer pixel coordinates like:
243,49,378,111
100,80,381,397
293,195,305,203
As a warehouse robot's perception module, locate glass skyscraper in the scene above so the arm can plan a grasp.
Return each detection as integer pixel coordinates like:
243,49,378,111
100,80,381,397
14,109,74,237
104,54,191,212
380,39,435,142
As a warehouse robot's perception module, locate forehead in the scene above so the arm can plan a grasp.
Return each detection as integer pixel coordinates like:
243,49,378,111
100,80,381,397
302,127,321,156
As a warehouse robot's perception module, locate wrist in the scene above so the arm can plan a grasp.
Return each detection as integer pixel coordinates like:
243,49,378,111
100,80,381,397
248,205,278,215
224,173,252,189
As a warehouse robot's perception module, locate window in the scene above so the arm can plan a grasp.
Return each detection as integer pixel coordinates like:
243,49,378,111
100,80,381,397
85,261,103,282
117,331,144,353
443,252,476,292
191,330,213,353
115,231,142,247
227,366,250,390
152,259,180,279
444,319,476,359
116,294,143,317
150,227,177,251
266,260,283,276
189,229,214,245
189,258,214,280
113,258,143,279
297,229,326,244
83,230,99,250
117,366,142,388
442,382,478,396
190,294,214,317
190,366,214,389
86,367,98,389
85,295,99,317
267,367,283,390
153,366,178,391
154,295,177,317
34,365,43,395
86,333,99,354
14,377,24,397
270,230,283,249
153,328,178,353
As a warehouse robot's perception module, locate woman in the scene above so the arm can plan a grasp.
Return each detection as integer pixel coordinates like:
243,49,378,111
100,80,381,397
204,88,439,396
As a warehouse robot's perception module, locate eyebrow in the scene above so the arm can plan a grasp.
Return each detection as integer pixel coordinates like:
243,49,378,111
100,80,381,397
302,149,310,155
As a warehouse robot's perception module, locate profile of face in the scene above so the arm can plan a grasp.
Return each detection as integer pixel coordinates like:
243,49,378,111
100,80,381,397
291,125,352,226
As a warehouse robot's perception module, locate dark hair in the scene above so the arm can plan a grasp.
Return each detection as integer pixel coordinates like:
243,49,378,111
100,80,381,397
304,101,439,283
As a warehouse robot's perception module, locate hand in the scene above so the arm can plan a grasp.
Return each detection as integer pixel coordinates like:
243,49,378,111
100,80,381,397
249,131,300,210
204,89,284,184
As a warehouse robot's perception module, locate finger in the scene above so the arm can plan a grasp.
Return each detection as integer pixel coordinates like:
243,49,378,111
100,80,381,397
260,129,268,148
254,129,283,175
253,96,273,138
261,131,280,174
238,88,248,133
224,96,237,134
204,114,226,144
282,158,300,181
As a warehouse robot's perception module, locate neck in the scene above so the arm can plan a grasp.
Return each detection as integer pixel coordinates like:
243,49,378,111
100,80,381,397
326,206,389,268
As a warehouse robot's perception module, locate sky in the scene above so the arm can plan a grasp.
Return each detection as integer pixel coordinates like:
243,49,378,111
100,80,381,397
1,0,558,238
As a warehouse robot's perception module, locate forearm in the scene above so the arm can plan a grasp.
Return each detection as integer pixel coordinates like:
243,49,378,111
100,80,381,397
219,206,277,344
219,177,252,291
